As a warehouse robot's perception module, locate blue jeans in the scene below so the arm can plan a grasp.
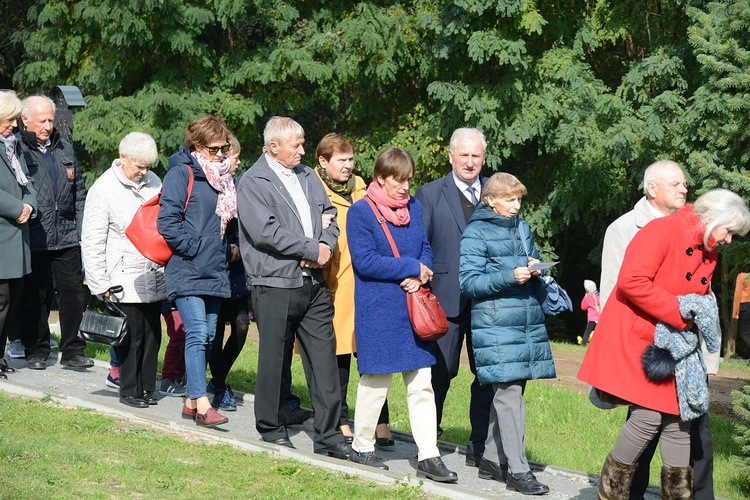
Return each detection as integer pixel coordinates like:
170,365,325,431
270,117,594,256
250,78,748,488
175,296,222,400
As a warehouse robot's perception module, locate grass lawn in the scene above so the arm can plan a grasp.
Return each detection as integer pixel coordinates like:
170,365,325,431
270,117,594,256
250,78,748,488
51,326,750,499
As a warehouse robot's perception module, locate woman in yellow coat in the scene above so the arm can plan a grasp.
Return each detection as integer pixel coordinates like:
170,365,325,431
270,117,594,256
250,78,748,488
315,133,392,446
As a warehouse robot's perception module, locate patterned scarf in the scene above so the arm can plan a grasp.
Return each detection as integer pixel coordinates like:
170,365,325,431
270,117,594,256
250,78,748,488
191,150,237,237
315,164,356,203
366,180,410,226
0,134,29,186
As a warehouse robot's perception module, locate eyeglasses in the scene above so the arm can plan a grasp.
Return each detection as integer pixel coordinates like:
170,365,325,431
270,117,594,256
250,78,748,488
205,144,231,155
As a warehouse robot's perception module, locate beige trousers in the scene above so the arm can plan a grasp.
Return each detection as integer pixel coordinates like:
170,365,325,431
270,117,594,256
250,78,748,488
352,367,440,461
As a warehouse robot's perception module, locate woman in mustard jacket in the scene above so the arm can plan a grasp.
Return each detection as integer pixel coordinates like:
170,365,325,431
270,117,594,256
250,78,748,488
578,189,750,499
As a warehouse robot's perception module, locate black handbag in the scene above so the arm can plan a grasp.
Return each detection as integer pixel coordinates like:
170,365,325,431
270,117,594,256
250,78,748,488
77,286,129,346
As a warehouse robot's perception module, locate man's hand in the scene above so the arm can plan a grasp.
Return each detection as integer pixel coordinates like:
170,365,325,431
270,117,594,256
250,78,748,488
316,243,332,267
322,213,334,230
229,243,241,263
15,203,31,224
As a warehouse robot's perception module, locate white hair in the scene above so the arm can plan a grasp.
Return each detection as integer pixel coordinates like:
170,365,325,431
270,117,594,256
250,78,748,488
693,189,750,247
263,116,304,148
119,132,158,165
21,95,56,119
449,128,487,154
642,160,682,194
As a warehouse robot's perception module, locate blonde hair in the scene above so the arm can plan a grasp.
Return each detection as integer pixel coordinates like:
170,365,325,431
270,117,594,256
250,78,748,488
481,172,527,205
693,189,750,247
0,90,23,122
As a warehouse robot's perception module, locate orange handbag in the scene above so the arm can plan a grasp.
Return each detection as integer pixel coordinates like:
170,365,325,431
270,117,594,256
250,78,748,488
126,165,193,266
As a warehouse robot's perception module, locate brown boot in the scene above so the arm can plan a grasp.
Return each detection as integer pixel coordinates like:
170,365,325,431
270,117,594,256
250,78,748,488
597,452,638,500
661,466,693,500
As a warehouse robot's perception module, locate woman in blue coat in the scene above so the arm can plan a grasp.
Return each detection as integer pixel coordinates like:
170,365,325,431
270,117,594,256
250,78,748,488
157,115,235,427
459,172,556,495
347,147,456,483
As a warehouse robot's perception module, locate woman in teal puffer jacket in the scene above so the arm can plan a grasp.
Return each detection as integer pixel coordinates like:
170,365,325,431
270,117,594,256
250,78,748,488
459,172,556,496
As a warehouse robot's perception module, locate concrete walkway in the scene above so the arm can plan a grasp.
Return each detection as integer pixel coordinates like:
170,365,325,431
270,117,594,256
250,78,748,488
0,353,661,499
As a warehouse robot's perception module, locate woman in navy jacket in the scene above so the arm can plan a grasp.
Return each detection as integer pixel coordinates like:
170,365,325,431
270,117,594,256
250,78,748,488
157,115,235,427
459,172,555,495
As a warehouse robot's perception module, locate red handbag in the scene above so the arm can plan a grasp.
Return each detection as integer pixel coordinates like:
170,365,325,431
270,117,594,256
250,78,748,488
125,165,194,266
363,196,448,341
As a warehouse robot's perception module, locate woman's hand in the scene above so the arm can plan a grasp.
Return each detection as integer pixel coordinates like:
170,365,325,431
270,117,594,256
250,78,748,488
514,266,532,284
400,277,422,293
419,263,433,284
527,257,541,277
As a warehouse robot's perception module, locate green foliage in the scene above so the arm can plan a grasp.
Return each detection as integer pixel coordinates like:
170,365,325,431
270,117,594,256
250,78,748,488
11,0,750,341
733,384,750,486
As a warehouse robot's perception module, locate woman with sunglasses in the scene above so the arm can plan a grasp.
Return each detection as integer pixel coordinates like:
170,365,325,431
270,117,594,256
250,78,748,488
157,115,236,427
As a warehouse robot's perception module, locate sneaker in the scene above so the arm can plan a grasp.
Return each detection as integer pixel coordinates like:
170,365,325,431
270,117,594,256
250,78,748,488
160,378,186,397
212,384,237,411
6,339,25,359
50,337,59,351
106,367,120,389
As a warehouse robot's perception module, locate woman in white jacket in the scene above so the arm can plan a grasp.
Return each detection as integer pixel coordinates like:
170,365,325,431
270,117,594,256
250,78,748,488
81,132,166,408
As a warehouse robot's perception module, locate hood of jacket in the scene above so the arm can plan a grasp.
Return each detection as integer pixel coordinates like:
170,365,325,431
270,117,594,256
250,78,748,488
469,203,518,229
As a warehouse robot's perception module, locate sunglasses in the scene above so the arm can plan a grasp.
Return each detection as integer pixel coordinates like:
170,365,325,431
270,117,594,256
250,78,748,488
205,143,231,155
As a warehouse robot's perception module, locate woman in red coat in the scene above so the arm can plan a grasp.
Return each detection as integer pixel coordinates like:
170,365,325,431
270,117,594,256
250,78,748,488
578,189,750,499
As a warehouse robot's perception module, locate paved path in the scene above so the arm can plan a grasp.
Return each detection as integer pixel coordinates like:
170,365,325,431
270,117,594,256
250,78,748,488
0,353,665,499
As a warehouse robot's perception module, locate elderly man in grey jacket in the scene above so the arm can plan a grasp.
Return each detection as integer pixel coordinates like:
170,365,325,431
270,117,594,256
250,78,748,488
237,116,348,460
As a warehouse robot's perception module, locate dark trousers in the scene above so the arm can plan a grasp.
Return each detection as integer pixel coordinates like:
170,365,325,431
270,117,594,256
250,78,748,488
0,279,23,358
738,304,750,353
114,302,162,398
210,297,249,390
337,353,390,427
629,405,714,499
581,321,596,346
19,247,86,361
431,306,494,455
252,280,343,449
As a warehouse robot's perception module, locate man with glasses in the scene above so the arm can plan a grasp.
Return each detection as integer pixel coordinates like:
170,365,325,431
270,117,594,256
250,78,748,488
16,95,93,371
237,116,348,459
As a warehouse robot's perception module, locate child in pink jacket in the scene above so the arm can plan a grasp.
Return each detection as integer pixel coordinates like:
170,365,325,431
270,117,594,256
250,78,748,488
579,280,600,346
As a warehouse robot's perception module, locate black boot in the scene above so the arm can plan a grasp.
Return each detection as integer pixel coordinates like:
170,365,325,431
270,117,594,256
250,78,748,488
660,466,693,500
597,452,638,500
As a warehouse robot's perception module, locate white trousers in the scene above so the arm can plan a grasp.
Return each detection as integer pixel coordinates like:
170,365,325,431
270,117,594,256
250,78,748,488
353,367,440,461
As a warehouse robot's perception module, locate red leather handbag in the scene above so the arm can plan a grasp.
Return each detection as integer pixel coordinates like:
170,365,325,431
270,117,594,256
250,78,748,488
363,196,448,341
126,165,193,266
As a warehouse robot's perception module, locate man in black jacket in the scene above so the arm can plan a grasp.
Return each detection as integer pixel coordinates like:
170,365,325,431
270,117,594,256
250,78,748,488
17,95,93,370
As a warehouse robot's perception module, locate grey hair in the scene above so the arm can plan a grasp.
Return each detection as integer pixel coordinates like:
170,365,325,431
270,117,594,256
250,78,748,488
263,116,304,148
693,189,750,247
642,160,682,194
21,95,56,118
449,128,487,154
0,90,23,122
119,132,158,165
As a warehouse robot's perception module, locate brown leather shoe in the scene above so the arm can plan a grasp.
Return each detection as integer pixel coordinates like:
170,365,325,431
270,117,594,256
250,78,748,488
195,407,228,427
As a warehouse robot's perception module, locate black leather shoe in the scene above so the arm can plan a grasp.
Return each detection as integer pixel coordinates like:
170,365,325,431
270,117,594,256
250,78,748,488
314,441,351,460
0,372,6,379
60,355,95,369
349,449,389,470
265,436,295,449
506,471,549,495
284,406,312,426
0,360,16,373
466,453,483,468
376,436,395,447
417,457,458,483
120,396,149,408
142,392,158,405
478,458,508,483
27,358,47,370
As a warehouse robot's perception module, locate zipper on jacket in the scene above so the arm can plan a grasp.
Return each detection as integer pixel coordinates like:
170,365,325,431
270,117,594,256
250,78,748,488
54,200,60,250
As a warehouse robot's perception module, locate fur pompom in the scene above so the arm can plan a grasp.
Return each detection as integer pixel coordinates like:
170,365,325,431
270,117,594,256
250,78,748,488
641,344,675,382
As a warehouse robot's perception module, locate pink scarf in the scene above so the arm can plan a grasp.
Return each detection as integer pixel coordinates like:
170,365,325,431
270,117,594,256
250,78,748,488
191,150,237,237
366,181,410,226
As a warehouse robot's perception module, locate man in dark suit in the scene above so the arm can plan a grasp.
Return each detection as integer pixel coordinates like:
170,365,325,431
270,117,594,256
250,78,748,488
237,116,348,460
415,128,494,469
